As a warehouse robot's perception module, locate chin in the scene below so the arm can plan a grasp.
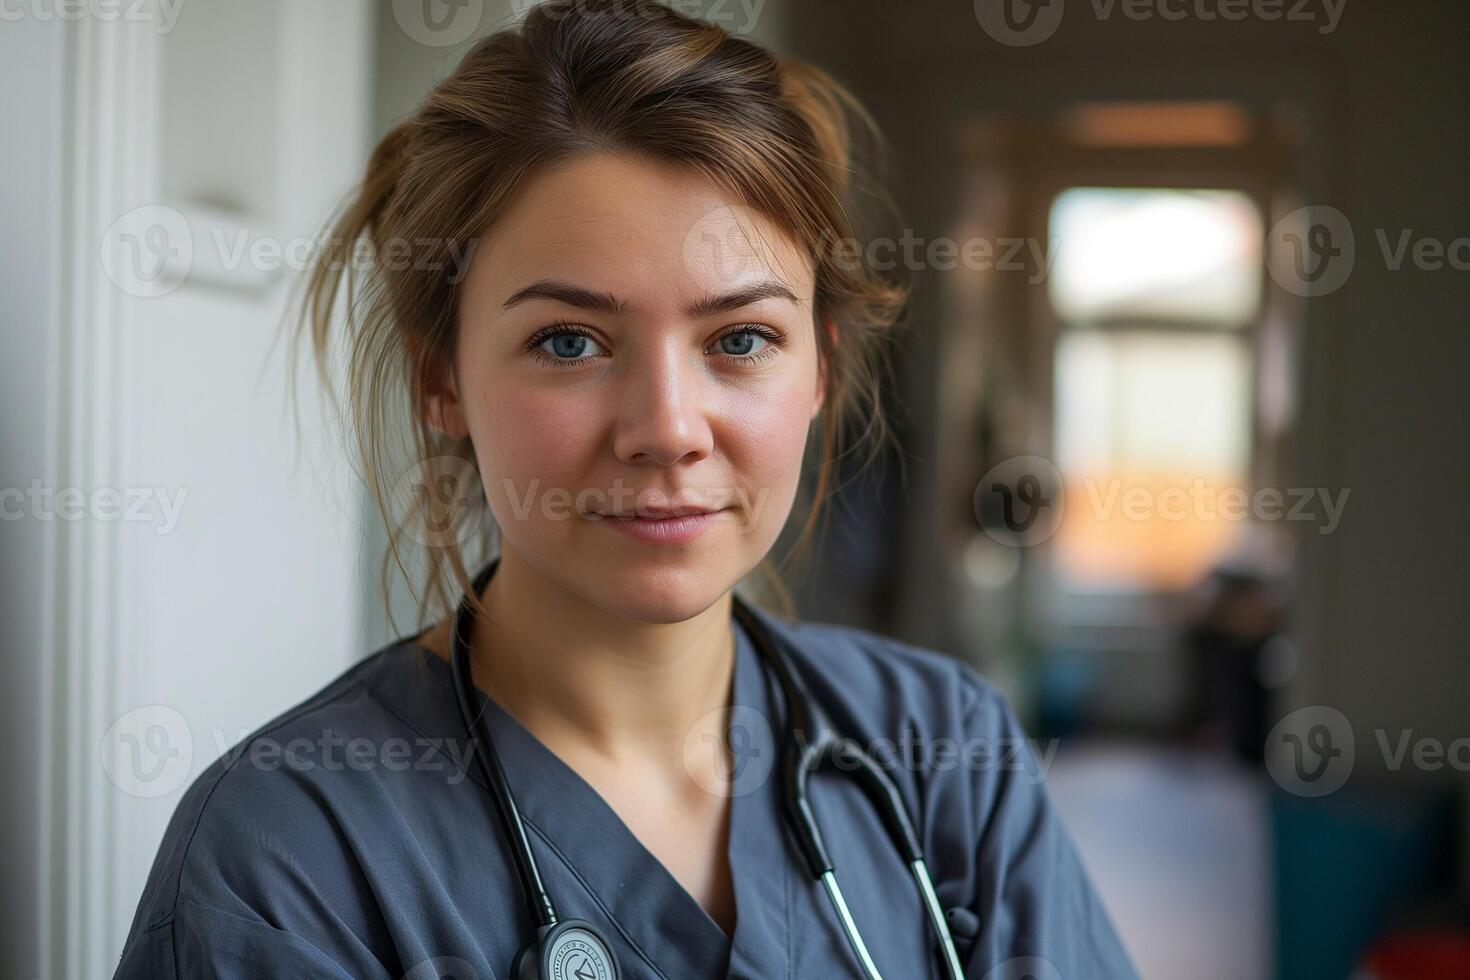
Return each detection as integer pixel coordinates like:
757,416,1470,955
583,561,735,625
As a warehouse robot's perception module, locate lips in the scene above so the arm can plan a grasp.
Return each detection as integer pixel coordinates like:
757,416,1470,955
593,506,721,519
592,507,727,544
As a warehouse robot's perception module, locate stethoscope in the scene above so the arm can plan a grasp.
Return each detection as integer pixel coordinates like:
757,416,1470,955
449,557,968,980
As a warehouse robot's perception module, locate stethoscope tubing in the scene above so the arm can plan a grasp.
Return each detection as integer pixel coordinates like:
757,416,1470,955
449,559,559,930
450,558,966,980
734,597,965,980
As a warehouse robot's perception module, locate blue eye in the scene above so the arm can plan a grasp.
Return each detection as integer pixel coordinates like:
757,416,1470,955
526,322,784,368
546,333,594,358
531,326,606,365
713,326,782,362
719,331,762,356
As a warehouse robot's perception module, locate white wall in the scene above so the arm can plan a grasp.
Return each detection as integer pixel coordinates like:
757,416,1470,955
0,11,68,980
0,2,373,976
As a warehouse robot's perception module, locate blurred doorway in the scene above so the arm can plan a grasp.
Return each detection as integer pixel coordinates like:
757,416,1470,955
949,99,1307,980
954,99,1305,738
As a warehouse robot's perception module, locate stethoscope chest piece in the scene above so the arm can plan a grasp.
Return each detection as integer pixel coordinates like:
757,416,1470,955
513,919,621,980
454,558,965,980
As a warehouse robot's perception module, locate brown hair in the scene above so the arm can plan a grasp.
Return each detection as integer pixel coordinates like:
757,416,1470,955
293,0,909,631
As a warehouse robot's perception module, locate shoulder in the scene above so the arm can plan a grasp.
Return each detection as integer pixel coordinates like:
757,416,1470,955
118,643,423,955
753,612,1141,975
747,605,1018,743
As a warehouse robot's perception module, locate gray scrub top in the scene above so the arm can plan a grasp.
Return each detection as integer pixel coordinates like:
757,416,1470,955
114,601,1138,979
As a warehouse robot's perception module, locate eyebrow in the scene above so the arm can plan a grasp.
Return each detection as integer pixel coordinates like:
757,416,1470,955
501,278,800,318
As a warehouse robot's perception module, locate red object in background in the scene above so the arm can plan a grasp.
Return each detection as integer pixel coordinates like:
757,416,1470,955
1360,931,1470,980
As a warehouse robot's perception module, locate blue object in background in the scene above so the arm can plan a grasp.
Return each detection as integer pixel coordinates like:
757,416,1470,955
1272,781,1456,979
1037,645,1103,739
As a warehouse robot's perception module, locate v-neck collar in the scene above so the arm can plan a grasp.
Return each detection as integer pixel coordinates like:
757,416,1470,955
374,601,794,980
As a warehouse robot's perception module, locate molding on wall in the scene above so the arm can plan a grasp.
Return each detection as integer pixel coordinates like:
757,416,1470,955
46,12,164,980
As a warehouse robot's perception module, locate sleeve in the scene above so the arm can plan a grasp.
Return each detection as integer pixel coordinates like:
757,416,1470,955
956,668,1140,980
114,903,362,980
111,745,399,980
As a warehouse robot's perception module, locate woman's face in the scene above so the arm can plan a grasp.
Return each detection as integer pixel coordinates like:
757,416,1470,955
432,152,825,624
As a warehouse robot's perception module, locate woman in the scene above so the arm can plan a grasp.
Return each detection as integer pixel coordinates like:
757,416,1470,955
116,2,1137,977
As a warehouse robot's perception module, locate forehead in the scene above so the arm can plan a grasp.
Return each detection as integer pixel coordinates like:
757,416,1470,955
468,152,815,315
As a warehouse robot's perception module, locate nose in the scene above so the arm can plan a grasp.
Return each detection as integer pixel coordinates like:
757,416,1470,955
611,340,715,466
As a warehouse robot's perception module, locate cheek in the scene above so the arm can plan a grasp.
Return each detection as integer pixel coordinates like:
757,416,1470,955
740,383,812,459
722,375,815,507
472,386,599,520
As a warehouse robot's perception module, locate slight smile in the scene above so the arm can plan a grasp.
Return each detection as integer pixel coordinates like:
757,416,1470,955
588,507,731,544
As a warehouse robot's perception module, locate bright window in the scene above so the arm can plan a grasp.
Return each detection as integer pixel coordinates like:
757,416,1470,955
1048,188,1263,324
1048,188,1263,589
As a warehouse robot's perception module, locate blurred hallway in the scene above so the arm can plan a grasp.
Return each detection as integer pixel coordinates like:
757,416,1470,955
1049,743,1272,978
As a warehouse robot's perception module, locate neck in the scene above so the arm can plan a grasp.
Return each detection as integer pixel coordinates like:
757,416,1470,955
453,548,736,770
